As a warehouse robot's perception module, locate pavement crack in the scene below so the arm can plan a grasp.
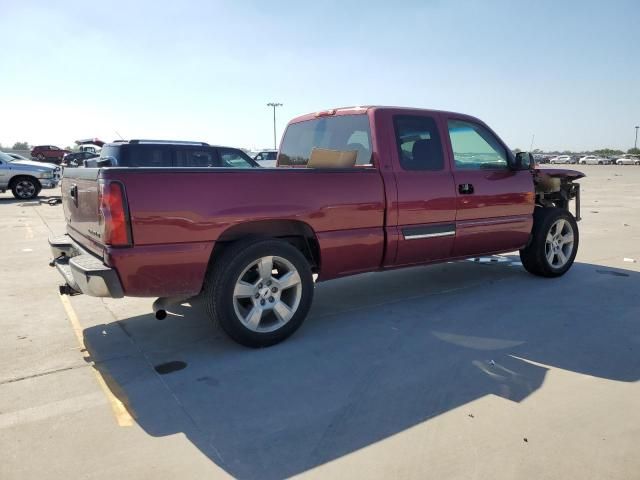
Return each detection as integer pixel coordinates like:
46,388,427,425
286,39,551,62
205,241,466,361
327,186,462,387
0,364,88,385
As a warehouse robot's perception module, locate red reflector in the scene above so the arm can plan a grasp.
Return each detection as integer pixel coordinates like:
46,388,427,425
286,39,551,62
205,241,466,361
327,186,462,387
98,181,130,246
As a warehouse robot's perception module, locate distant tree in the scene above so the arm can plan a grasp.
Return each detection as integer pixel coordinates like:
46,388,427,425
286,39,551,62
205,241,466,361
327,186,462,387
593,148,623,156
628,148,640,155
12,141,29,150
561,150,573,155
513,148,522,153
532,148,542,154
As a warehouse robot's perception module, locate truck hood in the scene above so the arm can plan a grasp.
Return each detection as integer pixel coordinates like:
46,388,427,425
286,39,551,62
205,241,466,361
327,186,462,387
10,159,58,171
534,167,585,181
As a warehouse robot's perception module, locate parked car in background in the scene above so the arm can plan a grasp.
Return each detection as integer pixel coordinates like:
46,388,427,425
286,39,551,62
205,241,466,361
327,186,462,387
579,155,609,165
30,145,71,164
62,151,99,167
253,150,278,167
75,138,105,154
0,151,60,199
51,106,584,348
615,155,640,165
549,155,575,164
81,140,260,168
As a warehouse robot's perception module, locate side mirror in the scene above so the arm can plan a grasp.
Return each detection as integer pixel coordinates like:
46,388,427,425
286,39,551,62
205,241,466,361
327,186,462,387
514,151,534,170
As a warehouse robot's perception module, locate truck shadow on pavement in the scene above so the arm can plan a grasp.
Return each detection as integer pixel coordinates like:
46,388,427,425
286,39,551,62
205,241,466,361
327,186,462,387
82,257,640,479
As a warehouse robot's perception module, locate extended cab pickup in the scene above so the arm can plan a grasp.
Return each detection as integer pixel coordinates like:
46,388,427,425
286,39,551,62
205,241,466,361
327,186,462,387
50,107,584,347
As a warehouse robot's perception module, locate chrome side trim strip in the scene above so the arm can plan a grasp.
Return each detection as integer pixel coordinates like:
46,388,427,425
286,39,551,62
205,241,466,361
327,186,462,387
404,231,456,240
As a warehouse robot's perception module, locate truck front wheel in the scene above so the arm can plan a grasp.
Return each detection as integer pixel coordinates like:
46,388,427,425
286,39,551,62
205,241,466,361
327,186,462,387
11,177,41,200
520,208,579,277
204,238,314,348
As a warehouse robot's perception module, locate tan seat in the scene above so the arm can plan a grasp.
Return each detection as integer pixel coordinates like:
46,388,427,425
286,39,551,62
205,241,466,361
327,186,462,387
307,148,357,168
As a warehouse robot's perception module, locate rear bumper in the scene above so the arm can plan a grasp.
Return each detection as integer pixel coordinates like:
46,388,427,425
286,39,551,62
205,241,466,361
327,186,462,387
49,235,124,298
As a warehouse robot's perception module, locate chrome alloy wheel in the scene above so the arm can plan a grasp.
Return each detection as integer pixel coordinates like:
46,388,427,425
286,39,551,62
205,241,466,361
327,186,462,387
545,219,575,268
15,180,36,199
232,255,302,333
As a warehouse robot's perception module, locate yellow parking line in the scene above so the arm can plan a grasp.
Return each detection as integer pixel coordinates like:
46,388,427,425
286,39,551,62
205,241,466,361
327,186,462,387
59,294,134,427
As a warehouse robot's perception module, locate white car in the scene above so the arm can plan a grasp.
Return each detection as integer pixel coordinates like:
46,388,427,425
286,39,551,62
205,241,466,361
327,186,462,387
0,151,60,199
615,155,640,165
253,150,278,168
579,155,609,165
549,155,574,164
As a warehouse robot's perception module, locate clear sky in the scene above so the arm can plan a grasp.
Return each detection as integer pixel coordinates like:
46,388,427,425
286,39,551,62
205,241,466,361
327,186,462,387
1,0,638,152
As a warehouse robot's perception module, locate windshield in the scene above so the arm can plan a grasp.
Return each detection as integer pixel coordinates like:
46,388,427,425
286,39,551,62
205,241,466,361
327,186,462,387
0,152,15,162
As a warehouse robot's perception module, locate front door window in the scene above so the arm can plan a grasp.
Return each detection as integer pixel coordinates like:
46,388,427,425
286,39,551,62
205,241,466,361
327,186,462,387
448,120,508,170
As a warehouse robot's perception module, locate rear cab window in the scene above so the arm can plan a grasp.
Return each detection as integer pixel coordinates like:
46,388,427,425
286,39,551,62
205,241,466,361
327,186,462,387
279,115,372,167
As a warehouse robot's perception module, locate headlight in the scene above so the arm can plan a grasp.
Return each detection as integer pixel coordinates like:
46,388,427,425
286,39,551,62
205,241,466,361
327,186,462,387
37,171,54,179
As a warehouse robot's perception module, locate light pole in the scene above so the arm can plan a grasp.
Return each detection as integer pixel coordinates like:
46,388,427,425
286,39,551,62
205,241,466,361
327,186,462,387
635,126,639,150
267,102,283,150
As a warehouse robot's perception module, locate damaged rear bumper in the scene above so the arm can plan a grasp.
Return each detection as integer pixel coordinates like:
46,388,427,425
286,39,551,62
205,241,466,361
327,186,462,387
49,235,124,298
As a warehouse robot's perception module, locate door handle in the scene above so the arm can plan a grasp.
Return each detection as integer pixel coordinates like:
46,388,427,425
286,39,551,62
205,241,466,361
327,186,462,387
458,183,474,194
70,184,78,206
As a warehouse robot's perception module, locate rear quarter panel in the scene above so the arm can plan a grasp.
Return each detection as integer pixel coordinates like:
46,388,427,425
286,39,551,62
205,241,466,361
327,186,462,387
101,168,387,294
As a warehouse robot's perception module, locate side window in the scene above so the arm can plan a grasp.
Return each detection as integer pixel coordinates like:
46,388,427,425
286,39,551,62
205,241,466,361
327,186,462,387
394,115,444,171
255,153,263,160
266,152,277,160
176,149,215,167
126,146,171,167
219,149,253,168
447,120,508,170
279,115,372,167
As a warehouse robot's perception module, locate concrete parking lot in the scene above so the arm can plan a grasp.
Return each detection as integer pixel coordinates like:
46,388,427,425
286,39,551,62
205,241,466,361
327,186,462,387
1,165,639,479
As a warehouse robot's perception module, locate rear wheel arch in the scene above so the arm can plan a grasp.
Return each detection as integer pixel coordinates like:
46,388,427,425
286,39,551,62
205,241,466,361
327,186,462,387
211,220,321,272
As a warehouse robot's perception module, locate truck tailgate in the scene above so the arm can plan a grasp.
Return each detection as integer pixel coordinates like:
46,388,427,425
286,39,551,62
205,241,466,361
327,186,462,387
60,168,104,257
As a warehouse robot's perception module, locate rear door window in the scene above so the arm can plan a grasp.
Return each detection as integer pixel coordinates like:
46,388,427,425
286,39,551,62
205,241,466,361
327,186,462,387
279,115,372,166
125,145,172,167
393,115,444,171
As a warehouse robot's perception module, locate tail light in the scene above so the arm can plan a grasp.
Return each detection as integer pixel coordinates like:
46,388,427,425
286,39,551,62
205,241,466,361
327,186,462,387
98,181,132,246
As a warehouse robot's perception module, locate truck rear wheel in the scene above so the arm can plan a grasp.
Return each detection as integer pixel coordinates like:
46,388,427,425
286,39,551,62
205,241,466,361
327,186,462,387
204,238,314,348
520,208,579,277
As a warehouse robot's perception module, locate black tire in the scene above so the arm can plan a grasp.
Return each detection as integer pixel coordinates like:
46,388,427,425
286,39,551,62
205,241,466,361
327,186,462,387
520,208,579,277
11,176,40,200
37,154,45,161
203,238,314,348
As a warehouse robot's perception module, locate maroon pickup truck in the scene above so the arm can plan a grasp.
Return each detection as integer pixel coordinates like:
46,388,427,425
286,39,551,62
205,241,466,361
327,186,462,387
50,107,584,347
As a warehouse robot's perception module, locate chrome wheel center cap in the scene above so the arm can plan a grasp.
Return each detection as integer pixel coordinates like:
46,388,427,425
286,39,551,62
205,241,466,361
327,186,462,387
259,287,271,298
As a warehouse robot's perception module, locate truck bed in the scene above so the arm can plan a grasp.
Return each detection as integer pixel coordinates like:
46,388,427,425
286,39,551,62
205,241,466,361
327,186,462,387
61,167,387,296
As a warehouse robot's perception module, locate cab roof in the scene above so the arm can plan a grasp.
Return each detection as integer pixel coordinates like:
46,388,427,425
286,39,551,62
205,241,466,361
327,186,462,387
288,106,479,124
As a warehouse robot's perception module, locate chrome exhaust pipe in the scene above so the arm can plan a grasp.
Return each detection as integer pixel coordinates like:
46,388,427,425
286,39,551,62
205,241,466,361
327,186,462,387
152,295,191,320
